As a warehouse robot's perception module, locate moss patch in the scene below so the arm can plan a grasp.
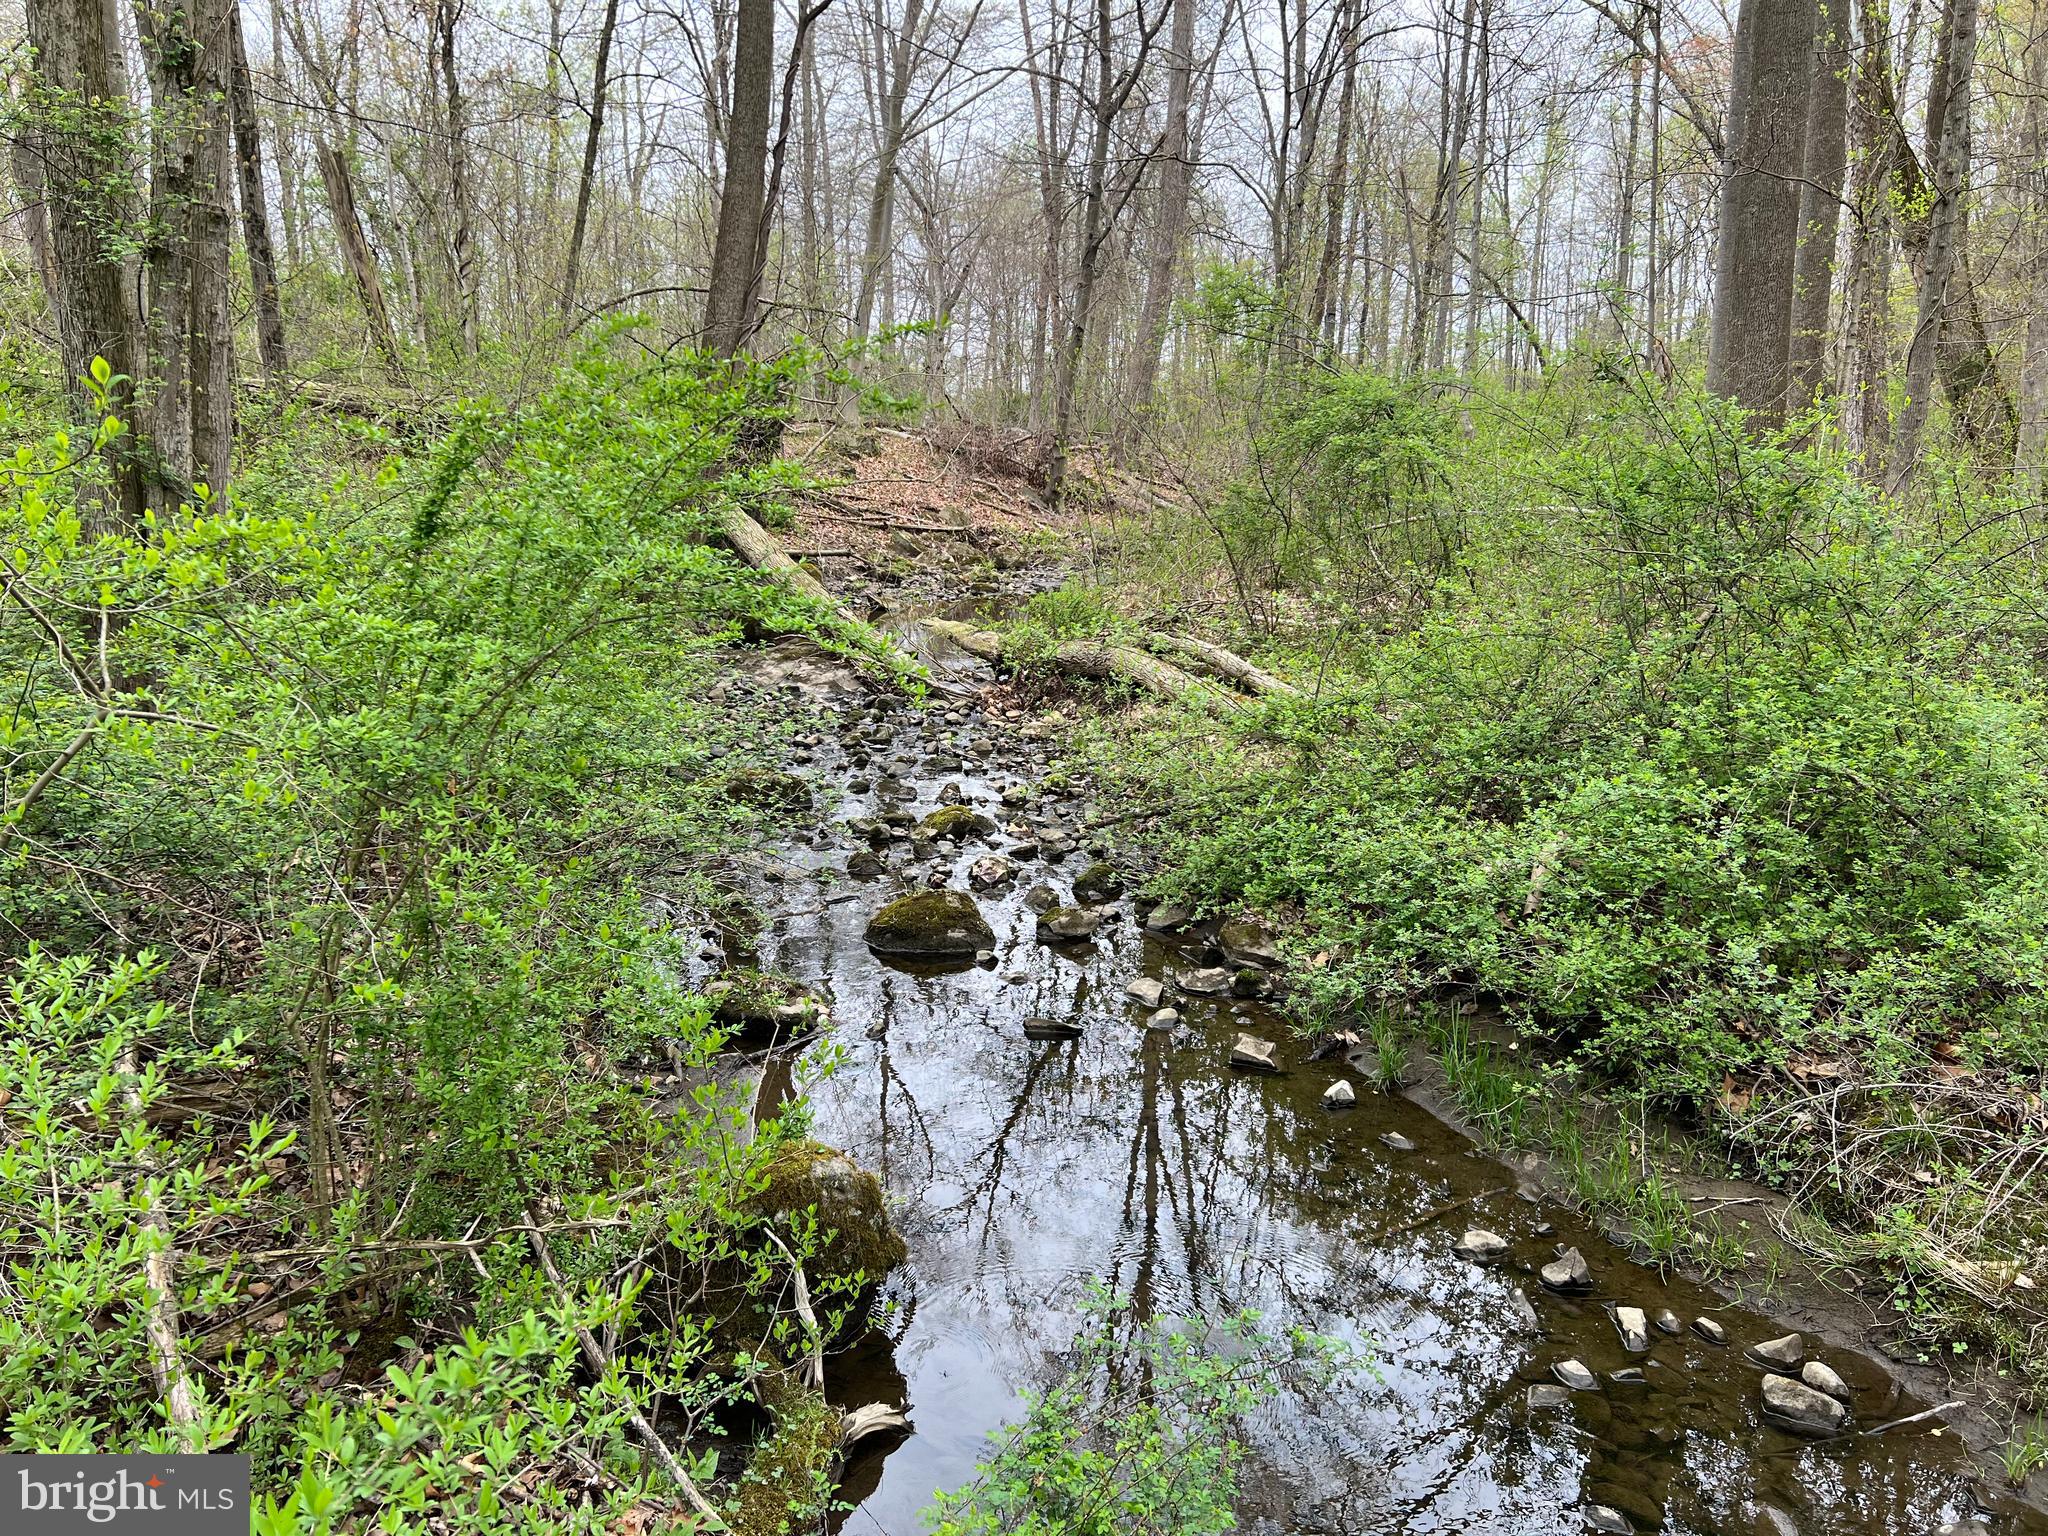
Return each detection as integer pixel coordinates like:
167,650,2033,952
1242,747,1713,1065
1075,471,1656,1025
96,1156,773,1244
726,1378,840,1536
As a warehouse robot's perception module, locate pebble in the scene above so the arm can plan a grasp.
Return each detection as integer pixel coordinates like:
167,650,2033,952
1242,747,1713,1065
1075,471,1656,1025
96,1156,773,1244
1323,1080,1358,1109
1653,1308,1683,1336
1748,1333,1804,1371
1693,1316,1728,1345
1381,1132,1417,1152
1540,1248,1593,1293
1613,1305,1651,1352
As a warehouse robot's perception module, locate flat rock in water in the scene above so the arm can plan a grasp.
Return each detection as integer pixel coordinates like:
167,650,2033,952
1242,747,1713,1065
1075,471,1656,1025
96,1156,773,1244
847,849,887,878
1146,1008,1180,1030
1177,965,1233,995
1540,1248,1594,1293
1613,1305,1651,1352
1144,902,1194,933
1527,1383,1571,1411
1748,1333,1804,1371
968,854,1016,889
1653,1308,1683,1336
1218,917,1281,968
1022,1016,1083,1041
1381,1131,1417,1152
1024,883,1059,913
1229,1033,1279,1072
1037,906,1104,942
1693,1316,1728,1345
1125,977,1166,1008
1585,1505,1634,1535
1323,1079,1358,1109
1760,1372,1847,1435
1454,1229,1510,1263
1507,1287,1542,1332
864,889,995,956
1553,1358,1598,1391
1800,1360,1851,1400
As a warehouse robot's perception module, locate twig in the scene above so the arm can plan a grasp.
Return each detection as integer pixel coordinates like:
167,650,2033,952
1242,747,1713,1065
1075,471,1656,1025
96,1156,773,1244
761,1227,826,1391
1859,1400,1963,1436
119,1045,205,1449
524,1212,726,1527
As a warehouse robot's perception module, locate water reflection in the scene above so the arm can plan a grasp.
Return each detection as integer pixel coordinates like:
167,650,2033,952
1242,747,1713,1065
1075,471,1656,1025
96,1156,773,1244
729,684,2033,1536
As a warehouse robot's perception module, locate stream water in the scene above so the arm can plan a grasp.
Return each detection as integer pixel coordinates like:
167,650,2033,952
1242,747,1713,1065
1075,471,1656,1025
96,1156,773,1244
711,621,2040,1536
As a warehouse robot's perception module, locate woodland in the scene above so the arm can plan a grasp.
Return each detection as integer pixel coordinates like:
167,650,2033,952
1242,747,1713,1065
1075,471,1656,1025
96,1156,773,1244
7,0,2048,1525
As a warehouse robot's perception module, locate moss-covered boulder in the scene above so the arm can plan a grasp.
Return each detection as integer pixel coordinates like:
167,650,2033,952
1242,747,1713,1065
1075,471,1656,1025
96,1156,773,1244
724,767,813,814
863,889,993,955
750,1138,908,1296
705,968,820,1042
1071,859,1124,904
916,805,997,842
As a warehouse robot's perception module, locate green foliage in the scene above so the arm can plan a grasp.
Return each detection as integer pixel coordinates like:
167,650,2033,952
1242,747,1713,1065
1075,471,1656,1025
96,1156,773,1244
925,1289,1350,1536
0,347,902,1522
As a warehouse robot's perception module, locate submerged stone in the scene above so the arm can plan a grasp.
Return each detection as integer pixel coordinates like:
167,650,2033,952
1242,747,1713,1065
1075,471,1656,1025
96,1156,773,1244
1527,1383,1571,1411
1553,1358,1598,1391
1585,1505,1634,1535
1693,1316,1728,1345
1454,1229,1510,1263
864,889,994,955
1177,965,1233,995
1146,1008,1181,1030
1653,1308,1683,1336
1381,1131,1418,1152
1022,1016,1083,1041
1037,905,1104,942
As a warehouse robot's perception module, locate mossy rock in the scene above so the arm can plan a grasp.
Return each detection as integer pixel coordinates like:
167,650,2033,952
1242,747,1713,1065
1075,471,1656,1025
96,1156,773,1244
863,889,993,955
916,804,997,842
750,1138,908,1296
726,1378,841,1536
1071,859,1124,904
705,968,819,1041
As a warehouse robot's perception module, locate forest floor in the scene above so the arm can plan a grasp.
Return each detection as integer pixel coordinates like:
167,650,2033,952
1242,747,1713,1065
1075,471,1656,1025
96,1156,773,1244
774,424,2048,1508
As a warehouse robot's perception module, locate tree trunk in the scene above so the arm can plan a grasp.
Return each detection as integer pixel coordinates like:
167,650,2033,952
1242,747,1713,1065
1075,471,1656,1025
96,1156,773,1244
558,0,622,323
1787,5,1849,410
1888,0,1976,490
316,141,407,379
435,0,479,354
702,0,776,357
1705,0,1819,422
1841,0,1894,470
19,0,146,523
135,0,237,509
229,4,290,386
1126,0,1197,422
2019,0,2048,479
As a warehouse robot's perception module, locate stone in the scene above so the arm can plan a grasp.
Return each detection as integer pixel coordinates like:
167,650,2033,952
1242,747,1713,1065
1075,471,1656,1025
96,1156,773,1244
1760,1372,1848,1435
1071,860,1124,904
1507,1287,1541,1332
1540,1248,1594,1293
1125,977,1166,1008
1022,1017,1084,1041
1380,1132,1417,1152
1584,1505,1633,1534
1146,1008,1180,1030
1748,1333,1804,1371
937,781,964,805
1218,917,1281,968
1454,1229,1510,1263
1553,1358,1598,1391
1229,1033,1279,1072
1609,1367,1648,1385
749,1140,907,1305
1323,1080,1358,1109
1613,1306,1651,1352
1144,902,1194,933
1037,906,1104,942
1176,966,1234,995
1527,1383,1571,1411
968,854,1016,889
1653,1308,1683,1336
1693,1316,1728,1345
846,849,887,878
864,890,994,956
1751,1505,1801,1536
917,805,996,842
1936,1523,1993,1536
1230,967,1272,999
1024,883,1059,913
1800,1360,1851,1401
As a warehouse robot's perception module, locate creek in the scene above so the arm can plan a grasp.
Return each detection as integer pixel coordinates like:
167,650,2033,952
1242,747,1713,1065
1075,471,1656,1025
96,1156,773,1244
706,616,2040,1536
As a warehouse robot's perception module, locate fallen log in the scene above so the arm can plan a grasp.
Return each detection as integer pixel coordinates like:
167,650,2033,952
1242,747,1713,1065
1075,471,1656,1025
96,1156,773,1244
921,619,1238,709
1150,633,1298,698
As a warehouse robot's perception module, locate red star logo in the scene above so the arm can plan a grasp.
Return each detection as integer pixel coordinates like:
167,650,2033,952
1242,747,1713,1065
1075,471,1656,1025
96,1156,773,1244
147,1476,163,1488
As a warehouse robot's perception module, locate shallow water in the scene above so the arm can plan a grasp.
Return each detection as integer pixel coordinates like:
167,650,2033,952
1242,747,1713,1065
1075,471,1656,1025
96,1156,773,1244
721,632,2038,1536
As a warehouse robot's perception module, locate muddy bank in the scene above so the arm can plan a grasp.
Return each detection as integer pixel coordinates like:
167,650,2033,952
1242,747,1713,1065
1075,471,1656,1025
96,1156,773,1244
686,611,2042,1536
